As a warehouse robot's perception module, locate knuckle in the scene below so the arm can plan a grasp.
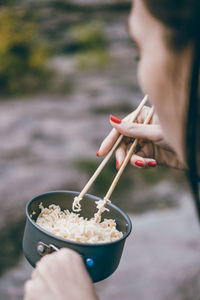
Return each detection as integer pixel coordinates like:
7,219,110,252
126,123,137,134
38,254,49,266
36,255,51,272
24,279,32,294
31,269,37,279
57,248,82,263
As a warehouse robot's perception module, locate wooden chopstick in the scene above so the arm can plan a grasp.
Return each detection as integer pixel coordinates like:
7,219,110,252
75,95,148,202
94,106,154,222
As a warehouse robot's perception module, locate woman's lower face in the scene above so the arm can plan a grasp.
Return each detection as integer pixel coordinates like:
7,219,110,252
138,47,192,165
129,0,193,165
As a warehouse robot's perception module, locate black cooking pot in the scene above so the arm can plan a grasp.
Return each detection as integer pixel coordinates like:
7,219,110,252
23,190,132,282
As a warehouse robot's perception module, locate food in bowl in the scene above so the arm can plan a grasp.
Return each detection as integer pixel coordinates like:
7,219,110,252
36,203,123,244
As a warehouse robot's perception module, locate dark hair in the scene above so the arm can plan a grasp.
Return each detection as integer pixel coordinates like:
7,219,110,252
143,0,200,220
143,0,199,50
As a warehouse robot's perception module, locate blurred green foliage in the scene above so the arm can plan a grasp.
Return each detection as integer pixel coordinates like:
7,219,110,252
74,158,184,214
75,158,133,198
0,9,50,96
76,49,109,69
0,218,25,275
0,0,16,6
68,22,109,69
69,22,106,51
141,167,165,184
0,3,109,96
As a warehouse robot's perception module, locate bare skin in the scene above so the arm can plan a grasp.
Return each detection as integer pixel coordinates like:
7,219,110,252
24,1,195,299
98,0,193,169
24,248,99,300
98,106,184,169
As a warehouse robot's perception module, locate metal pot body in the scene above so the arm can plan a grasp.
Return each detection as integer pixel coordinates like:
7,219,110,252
23,191,132,282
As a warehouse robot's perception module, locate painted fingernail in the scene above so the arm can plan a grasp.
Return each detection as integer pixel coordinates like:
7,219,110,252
116,160,119,169
135,160,145,167
148,161,157,167
96,149,100,157
110,114,122,124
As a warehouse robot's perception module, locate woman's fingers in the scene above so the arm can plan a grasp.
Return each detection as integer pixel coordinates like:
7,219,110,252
110,118,164,144
130,154,157,168
97,110,170,162
97,128,120,156
115,141,126,169
96,110,183,170
115,150,157,169
97,120,162,157
114,141,157,169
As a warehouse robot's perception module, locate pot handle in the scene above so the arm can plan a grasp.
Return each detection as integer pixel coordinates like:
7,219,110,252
36,241,95,268
36,241,59,256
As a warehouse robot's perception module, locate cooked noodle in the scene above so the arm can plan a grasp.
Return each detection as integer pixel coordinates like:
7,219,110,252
36,203,123,244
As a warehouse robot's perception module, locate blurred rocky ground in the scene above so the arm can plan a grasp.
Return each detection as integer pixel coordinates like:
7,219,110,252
0,0,200,299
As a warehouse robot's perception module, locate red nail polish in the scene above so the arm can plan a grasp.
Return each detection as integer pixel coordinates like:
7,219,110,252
110,114,122,124
116,160,119,169
135,160,144,167
148,161,157,167
96,149,100,157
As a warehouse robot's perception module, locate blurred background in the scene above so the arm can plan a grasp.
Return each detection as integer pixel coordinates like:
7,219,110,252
0,0,200,299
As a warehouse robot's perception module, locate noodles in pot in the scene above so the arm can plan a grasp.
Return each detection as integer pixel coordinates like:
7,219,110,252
36,203,123,244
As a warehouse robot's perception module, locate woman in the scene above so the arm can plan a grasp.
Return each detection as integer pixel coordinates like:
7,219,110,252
24,0,200,299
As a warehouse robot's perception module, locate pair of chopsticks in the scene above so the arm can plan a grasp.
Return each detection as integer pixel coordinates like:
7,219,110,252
74,95,154,220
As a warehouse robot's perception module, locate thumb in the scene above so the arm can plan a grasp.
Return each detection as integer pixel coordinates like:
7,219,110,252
110,115,163,144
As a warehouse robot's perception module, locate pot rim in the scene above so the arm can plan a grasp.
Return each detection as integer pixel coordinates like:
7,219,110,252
26,190,132,247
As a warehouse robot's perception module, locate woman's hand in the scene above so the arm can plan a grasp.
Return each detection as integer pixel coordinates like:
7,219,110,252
97,106,184,169
24,248,99,300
